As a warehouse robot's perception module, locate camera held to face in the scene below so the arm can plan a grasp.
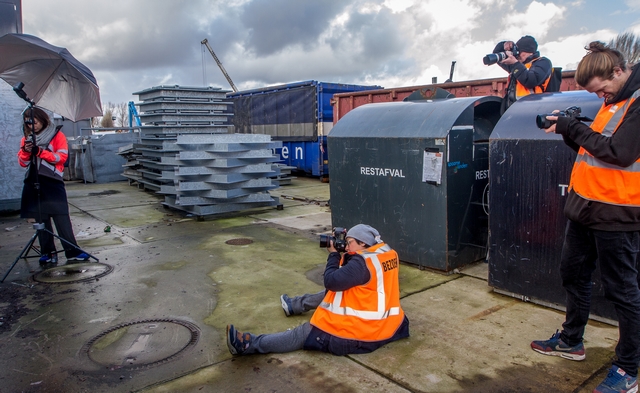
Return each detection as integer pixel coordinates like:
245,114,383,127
536,106,592,129
483,45,519,66
319,227,347,252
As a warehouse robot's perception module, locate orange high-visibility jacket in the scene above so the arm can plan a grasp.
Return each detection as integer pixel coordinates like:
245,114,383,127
514,58,552,98
18,130,68,181
310,243,405,342
569,89,640,206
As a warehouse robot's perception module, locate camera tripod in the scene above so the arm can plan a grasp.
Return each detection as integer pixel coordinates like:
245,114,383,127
1,82,98,283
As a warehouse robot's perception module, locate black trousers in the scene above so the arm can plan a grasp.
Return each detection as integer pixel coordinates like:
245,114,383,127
37,214,81,258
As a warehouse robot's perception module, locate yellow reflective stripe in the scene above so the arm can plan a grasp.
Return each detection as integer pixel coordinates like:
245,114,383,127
39,160,64,178
322,245,395,321
575,153,640,172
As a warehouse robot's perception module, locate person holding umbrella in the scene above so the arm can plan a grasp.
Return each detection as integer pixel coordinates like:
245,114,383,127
18,106,89,265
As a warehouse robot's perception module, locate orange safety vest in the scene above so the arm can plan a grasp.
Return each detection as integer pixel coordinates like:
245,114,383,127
310,243,405,342
514,58,552,98
569,89,640,206
18,130,68,181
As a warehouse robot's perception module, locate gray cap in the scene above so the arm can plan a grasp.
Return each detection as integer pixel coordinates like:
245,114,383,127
346,224,382,246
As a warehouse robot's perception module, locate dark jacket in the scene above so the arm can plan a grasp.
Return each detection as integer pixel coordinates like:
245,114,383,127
555,63,640,231
494,41,552,113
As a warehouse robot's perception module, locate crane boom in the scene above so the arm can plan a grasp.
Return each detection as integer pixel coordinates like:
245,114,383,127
201,38,238,92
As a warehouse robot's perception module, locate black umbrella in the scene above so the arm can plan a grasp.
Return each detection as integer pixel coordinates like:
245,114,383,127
0,33,102,121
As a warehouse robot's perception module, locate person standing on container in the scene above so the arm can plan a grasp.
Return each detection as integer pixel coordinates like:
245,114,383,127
18,107,89,265
226,224,410,356
493,35,553,113
530,41,640,393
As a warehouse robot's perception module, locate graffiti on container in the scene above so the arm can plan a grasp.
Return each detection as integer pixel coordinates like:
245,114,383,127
447,161,471,174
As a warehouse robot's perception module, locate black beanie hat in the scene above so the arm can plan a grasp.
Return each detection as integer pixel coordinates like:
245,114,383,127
516,35,538,53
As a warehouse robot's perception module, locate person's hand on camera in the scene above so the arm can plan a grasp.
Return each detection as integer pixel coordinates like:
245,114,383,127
543,110,560,134
503,41,514,51
327,239,338,253
500,52,518,65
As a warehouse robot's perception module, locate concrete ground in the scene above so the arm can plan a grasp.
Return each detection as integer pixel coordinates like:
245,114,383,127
0,177,621,393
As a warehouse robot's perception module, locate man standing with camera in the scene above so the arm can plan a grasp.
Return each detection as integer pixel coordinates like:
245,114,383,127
226,224,410,356
492,35,553,113
531,41,640,393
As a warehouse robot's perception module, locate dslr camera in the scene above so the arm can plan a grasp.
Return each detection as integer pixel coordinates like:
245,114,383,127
483,44,519,65
536,106,592,129
319,227,347,252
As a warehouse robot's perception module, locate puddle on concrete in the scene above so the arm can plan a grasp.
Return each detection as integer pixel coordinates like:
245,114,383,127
157,261,187,271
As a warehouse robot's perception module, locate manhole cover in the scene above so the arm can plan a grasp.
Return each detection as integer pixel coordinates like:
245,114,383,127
225,238,253,245
32,262,113,284
83,319,200,370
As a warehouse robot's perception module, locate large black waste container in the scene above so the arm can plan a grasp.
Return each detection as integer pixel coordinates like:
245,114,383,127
487,90,615,321
328,96,501,271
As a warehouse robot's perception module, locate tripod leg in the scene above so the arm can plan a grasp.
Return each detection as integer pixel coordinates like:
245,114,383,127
45,229,99,262
1,231,39,283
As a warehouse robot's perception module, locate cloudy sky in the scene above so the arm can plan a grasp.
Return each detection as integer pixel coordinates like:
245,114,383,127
20,0,640,106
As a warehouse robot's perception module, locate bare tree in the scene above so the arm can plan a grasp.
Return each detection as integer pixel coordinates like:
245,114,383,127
608,32,640,65
115,102,128,129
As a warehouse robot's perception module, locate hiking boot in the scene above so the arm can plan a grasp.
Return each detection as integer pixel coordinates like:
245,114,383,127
594,365,638,393
226,324,251,355
67,252,90,262
530,330,585,361
280,294,293,317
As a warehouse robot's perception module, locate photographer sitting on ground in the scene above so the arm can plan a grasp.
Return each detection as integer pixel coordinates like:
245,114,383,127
493,35,553,113
226,224,410,356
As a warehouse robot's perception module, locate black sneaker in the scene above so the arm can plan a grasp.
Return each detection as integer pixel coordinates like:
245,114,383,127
226,324,251,355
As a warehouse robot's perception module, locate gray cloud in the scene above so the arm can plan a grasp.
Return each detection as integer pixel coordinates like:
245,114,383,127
240,0,348,56
17,0,640,105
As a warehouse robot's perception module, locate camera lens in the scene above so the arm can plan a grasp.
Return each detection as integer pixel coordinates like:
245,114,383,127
319,234,334,248
483,52,507,66
536,114,554,129
483,54,498,65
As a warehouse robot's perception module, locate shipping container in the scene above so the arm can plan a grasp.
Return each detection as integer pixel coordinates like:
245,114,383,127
331,71,581,123
228,80,381,177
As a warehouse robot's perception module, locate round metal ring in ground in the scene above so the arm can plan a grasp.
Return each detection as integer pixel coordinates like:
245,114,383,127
32,262,113,284
225,238,253,245
83,319,200,370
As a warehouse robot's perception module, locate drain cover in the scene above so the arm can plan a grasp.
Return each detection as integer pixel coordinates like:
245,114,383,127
83,319,200,370
225,238,253,245
32,262,113,284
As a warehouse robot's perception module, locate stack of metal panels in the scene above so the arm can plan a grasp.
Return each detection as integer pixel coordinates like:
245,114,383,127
124,85,233,191
123,85,281,215
162,134,282,215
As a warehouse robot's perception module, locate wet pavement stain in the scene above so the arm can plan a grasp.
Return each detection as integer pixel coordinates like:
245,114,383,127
203,225,326,332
